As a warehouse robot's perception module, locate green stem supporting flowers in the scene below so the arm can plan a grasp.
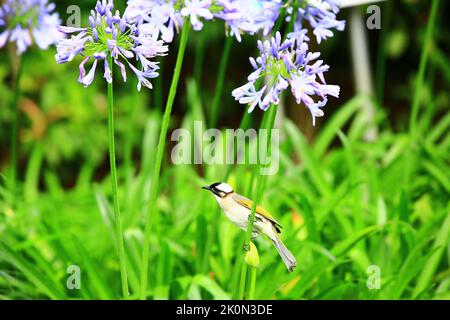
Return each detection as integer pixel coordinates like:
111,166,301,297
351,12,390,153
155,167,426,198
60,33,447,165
107,54,129,298
209,36,233,127
10,55,24,206
238,104,278,299
139,23,190,300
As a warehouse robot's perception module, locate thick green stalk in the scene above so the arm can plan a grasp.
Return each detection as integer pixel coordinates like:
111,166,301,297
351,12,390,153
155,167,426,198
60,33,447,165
248,267,257,300
209,36,233,127
237,261,248,299
139,23,190,300
409,0,440,134
272,6,286,35
202,109,251,281
107,54,129,298
223,111,252,180
238,105,278,299
244,105,277,250
10,55,24,206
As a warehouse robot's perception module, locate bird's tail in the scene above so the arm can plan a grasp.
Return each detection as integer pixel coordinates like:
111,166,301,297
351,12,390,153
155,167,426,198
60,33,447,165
272,236,297,272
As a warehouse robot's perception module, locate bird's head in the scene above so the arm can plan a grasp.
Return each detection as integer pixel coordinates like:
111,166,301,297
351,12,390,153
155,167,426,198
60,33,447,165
202,182,234,198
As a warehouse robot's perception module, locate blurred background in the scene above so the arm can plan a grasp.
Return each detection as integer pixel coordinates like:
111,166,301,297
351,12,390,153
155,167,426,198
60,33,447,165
0,0,449,299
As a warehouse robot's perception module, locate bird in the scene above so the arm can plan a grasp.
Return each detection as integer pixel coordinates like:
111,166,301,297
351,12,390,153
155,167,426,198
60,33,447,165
202,182,297,272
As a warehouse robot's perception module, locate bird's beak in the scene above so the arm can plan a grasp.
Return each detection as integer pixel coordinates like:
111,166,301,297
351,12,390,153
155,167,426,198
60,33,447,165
202,186,211,191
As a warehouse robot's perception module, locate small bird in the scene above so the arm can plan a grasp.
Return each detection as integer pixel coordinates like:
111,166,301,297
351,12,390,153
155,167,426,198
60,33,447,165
202,182,297,272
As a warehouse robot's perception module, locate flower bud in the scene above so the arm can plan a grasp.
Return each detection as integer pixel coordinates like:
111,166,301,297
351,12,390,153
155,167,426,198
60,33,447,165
244,242,260,268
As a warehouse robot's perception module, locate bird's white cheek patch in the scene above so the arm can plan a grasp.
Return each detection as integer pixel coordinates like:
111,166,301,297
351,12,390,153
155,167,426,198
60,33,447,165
217,183,233,193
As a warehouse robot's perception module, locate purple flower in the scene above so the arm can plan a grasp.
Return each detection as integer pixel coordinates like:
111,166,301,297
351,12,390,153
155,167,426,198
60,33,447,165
127,62,159,90
55,0,168,90
215,0,282,42
232,82,267,113
125,0,214,38
292,0,345,44
0,0,63,55
124,0,181,43
55,31,91,64
180,0,214,31
232,31,340,125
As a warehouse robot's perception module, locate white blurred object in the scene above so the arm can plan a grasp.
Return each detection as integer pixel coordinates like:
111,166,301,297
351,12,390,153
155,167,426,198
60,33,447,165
349,7,378,141
338,0,386,140
339,0,387,8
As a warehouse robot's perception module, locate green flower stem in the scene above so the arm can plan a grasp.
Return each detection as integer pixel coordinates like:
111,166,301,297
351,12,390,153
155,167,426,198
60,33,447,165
248,267,257,300
223,110,252,180
209,36,233,127
139,23,190,300
244,105,277,250
10,55,24,206
238,105,278,299
237,260,248,299
273,6,286,35
409,0,440,135
201,109,252,282
107,54,129,299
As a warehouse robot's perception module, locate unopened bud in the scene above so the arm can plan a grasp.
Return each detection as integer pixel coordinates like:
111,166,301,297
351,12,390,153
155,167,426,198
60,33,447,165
244,242,260,268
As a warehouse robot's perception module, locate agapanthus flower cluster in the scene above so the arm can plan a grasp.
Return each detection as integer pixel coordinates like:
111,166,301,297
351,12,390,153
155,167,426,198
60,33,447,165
122,1,344,45
291,0,345,44
232,31,340,126
55,0,168,90
181,0,216,31
0,0,63,55
125,0,217,35
123,0,283,41
214,0,344,43
215,0,282,42
124,0,181,42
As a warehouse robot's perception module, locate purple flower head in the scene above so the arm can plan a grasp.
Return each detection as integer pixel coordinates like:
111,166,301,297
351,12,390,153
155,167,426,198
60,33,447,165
124,0,182,43
215,0,282,42
292,0,345,44
180,0,214,31
125,0,215,37
232,31,340,126
0,0,63,55
55,0,168,91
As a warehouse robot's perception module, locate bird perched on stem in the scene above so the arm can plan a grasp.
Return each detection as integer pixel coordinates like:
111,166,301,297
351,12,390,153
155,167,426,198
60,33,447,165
202,182,297,272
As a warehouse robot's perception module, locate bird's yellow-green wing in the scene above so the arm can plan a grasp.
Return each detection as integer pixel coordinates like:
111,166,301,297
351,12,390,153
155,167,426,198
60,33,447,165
232,194,283,230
